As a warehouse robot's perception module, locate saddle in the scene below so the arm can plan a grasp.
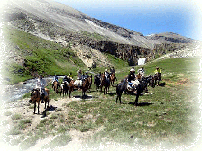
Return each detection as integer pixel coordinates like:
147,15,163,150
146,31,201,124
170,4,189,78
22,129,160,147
127,80,140,91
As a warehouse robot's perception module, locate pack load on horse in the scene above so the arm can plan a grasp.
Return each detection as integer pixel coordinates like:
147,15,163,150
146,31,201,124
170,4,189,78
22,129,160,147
68,70,92,98
154,67,161,86
74,69,83,89
30,76,50,114
126,68,140,93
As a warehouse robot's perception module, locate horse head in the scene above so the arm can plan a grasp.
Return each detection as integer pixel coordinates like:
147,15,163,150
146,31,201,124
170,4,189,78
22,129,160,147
30,89,40,103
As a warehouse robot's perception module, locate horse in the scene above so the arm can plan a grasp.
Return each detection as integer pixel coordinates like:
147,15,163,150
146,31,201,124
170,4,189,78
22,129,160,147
100,73,110,94
110,72,117,85
29,88,50,114
52,81,61,94
115,79,127,103
81,77,90,98
68,78,90,98
116,77,154,105
68,79,75,98
144,75,155,89
61,81,69,97
94,74,101,91
86,75,92,92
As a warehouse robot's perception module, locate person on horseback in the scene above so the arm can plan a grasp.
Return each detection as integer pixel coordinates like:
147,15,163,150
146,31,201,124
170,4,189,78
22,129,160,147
138,67,145,77
128,68,136,87
63,75,69,83
154,67,161,85
54,74,59,82
68,72,73,80
110,66,115,74
36,75,46,103
104,69,110,79
154,66,161,80
74,69,83,89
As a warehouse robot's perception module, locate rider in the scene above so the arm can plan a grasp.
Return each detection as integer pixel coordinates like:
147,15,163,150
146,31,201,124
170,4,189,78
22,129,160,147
67,72,73,81
36,75,46,103
74,69,83,88
154,66,161,81
138,67,145,77
104,69,110,79
63,75,69,83
53,74,59,82
110,66,115,74
128,68,136,85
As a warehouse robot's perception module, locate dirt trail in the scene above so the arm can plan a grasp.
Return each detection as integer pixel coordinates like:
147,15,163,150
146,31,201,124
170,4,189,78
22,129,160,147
1,95,98,150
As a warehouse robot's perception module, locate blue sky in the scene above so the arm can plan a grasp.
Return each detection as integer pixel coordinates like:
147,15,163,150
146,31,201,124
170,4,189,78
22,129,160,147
55,0,202,40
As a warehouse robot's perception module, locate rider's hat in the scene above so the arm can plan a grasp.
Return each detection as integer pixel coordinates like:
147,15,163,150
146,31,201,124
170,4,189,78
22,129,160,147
130,68,135,72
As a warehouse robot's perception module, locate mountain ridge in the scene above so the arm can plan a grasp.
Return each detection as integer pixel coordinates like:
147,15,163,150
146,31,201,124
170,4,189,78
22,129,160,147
2,0,194,69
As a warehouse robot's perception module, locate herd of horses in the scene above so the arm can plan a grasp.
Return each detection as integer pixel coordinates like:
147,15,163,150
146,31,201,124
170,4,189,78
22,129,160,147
29,71,161,114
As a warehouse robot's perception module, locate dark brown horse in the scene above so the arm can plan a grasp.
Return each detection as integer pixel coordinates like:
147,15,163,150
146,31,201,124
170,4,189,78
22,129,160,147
100,73,110,94
29,88,50,114
110,72,117,85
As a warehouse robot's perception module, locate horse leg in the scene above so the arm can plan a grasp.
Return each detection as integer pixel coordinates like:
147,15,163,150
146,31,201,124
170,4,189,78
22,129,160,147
134,89,140,106
33,102,36,114
69,88,71,98
38,102,40,114
119,95,122,104
44,99,47,109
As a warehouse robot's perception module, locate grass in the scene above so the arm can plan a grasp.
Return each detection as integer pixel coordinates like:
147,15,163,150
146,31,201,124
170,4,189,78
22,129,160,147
4,57,199,150
3,24,200,149
60,57,199,147
42,133,71,149
3,25,86,84
11,114,22,120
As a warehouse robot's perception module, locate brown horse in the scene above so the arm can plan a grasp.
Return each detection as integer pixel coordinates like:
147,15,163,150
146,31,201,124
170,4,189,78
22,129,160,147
69,78,90,98
81,78,90,98
86,75,92,92
110,73,117,85
100,73,110,94
68,79,75,98
29,88,50,114
52,81,61,94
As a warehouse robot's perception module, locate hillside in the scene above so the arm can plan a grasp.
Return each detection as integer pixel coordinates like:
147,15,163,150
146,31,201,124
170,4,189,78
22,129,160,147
2,0,195,76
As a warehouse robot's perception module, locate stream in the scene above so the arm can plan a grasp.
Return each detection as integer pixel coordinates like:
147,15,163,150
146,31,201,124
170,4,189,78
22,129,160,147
1,76,58,102
1,71,96,102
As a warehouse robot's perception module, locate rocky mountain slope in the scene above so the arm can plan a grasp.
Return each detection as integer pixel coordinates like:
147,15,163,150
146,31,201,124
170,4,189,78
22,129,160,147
2,0,196,68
